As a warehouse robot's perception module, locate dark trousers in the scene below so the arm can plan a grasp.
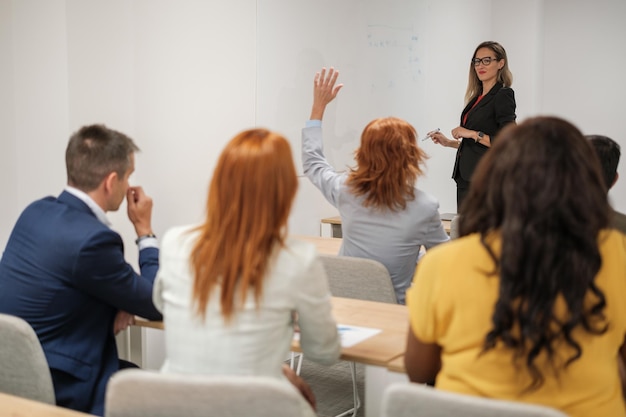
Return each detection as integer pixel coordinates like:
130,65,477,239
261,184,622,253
455,176,470,213
52,359,139,416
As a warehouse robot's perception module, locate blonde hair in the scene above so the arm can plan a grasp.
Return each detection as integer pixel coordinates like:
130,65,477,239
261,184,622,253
190,129,298,321
465,41,513,105
346,117,427,211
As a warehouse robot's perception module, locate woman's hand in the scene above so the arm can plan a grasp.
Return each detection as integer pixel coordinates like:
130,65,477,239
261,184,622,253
310,67,343,121
429,130,459,148
451,126,476,140
282,364,316,410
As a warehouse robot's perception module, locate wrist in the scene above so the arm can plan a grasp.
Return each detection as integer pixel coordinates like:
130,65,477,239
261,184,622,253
135,227,153,237
310,104,326,120
135,233,156,245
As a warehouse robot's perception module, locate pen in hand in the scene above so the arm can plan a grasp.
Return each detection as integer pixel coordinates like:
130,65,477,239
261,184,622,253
422,128,440,141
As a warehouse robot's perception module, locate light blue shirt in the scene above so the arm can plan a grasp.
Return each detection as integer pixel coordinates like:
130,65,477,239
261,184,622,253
302,123,449,304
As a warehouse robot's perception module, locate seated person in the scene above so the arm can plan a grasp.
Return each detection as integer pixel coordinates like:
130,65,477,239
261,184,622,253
404,116,626,417
587,134,626,233
153,128,340,411
0,124,162,416
302,67,449,304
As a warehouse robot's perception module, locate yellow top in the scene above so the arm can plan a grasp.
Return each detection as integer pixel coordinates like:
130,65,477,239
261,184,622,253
406,230,626,417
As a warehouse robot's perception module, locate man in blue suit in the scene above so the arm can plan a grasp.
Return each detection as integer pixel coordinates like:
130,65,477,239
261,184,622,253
0,124,162,416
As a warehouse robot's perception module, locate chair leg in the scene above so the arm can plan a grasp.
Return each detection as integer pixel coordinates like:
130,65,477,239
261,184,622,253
289,352,304,375
296,353,303,375
334,361,360,417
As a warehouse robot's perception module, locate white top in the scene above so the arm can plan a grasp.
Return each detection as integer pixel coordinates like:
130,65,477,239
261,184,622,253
302,124,450,304
153,225,341,380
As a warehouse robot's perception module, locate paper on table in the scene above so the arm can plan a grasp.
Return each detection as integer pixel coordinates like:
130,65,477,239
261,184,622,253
337,324,381,347
294,324,381,348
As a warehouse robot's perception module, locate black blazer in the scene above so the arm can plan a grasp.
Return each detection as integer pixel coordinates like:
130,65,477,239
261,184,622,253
452,83,516,181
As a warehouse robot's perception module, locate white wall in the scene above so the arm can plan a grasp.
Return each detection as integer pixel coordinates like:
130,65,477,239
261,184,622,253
2,0,625,251
0,0,17,246
541,0,626,210
0,0,257,252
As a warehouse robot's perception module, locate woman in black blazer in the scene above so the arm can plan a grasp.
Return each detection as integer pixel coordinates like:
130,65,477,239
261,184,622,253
429,41,516,211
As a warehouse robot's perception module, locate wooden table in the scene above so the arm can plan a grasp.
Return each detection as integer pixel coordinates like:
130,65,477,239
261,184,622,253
292,234,342,255
321,216,344,238
299,297,409,416
125,235,344,367
136,297,407,366
294,297,407,366
0,392,92,417
386,355,406,373
321,215,452,238
134,297,408,417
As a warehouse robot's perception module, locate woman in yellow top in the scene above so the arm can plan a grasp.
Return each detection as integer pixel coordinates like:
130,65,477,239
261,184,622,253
405,116,626,417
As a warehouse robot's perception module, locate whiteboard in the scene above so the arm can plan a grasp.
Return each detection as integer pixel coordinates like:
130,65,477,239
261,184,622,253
256,0,433,175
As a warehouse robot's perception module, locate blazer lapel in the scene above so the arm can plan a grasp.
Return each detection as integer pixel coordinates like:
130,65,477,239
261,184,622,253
461,83,503,125
474,83,502,111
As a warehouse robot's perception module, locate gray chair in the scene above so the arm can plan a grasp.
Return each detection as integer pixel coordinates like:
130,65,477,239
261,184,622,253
312,255,396,417
381,383,569,417
0,313,55,404
320,255,396,304
105,369,317,417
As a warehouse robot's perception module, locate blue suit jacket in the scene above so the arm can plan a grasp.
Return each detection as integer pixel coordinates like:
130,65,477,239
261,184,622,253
0,191,162,415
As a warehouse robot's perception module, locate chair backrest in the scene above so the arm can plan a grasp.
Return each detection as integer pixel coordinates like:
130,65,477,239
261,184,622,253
105,369,317,417
319,255,397,303
0,313,55,404
381,383,569,417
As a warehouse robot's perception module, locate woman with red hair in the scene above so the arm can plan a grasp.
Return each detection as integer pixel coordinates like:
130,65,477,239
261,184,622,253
302,67,449,304
154,129,340,412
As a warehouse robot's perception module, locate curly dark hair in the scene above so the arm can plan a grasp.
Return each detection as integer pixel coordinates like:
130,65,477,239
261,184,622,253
459,116,611,390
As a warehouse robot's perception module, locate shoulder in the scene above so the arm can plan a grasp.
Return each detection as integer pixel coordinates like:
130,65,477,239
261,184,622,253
161,224,200,253
409,188,441,214
599,228,626,255
21,195,81,218
495,85,515,99
421,233,485,268
280,237,318,265
25,195,118,247
412,234,494,300
596,229,626,300
414,188,440,206
264,238,321,289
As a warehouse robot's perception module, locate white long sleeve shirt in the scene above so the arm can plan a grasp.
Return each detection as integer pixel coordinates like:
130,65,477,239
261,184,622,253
154,225,340,378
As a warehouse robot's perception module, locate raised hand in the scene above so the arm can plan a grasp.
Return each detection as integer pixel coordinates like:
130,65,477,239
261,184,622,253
310,67,343,120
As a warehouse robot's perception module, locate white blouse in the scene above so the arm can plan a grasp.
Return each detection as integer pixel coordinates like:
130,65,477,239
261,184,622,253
153,225,341,380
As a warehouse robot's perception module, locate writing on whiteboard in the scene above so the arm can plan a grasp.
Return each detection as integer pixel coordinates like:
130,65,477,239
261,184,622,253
367,24,422,81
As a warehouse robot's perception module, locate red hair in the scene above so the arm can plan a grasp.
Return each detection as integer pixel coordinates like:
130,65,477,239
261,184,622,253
346,117,427,210
190,129,298,321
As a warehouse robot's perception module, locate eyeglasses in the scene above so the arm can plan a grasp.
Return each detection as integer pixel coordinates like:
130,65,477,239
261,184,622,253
472,57,499,66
